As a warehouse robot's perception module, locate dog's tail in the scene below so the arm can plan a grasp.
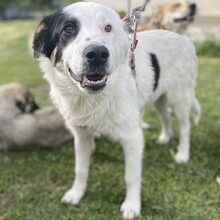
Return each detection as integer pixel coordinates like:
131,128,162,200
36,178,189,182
191,96,201,125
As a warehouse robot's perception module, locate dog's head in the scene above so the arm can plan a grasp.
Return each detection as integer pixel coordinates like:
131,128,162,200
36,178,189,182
152,1,196,33
33,2,130,93
1,83,39,114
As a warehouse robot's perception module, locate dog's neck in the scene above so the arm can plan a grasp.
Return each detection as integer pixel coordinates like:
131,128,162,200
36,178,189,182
39,57,136,130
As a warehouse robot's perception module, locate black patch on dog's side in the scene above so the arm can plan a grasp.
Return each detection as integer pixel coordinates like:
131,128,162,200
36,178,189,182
33,10,80,65
150,53,160,91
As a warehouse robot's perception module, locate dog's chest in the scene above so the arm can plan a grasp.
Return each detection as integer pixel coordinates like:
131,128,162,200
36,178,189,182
56,93,126,135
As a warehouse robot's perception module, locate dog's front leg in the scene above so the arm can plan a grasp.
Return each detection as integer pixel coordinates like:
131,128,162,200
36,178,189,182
120,128,144,219
62,126,94,205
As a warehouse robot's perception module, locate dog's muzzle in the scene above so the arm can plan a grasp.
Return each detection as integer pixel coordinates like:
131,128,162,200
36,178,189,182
174,3,197,23
69,45,110,92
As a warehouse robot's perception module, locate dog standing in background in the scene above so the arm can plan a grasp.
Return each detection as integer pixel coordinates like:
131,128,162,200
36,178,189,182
139,0,197,33
0,83,72,150
33,2,201,219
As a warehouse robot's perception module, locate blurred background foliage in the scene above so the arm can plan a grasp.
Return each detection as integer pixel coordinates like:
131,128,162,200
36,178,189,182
0,0,80,19
0,0,80,11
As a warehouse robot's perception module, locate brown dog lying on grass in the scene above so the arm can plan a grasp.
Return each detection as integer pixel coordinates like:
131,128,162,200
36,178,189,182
0,83,72,150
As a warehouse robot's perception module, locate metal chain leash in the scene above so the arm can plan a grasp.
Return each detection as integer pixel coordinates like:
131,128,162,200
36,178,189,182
122,0,150,78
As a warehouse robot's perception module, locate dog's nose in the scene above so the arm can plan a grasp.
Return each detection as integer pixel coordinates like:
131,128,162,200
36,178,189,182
189,3,196,16
84,45,109,66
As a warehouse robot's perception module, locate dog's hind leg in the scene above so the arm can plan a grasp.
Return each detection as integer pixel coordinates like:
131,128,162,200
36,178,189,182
120,127,144,219
62,126,94,205
155,94,173,144
191,96,201,125
172,94,191,163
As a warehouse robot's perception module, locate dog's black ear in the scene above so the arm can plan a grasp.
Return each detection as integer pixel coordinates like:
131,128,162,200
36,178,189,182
33,11,64,59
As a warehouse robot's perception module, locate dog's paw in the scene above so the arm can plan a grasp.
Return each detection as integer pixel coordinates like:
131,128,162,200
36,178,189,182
142,122,150,130
175,151,189,164
61,188,83,205
157,129,173,144
157,134,171,145
120,201,140,219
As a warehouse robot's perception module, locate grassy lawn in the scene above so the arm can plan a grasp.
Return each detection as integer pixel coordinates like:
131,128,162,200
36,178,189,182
0,20,220,220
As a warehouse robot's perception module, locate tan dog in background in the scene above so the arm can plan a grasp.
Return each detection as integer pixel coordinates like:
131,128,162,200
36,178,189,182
0,83,72,150
139,0,197,33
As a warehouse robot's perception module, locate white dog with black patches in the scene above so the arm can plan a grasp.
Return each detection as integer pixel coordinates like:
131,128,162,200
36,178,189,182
33,2,201,219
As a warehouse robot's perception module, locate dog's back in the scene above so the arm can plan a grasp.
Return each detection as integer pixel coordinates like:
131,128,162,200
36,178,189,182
135,30,198,108
135,30,200,163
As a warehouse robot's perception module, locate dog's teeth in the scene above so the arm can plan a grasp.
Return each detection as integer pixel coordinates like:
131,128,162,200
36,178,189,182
83,76,107,85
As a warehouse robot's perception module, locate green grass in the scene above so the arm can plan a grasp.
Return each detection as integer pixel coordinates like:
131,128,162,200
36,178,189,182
195,40,220,58
0,20,220,220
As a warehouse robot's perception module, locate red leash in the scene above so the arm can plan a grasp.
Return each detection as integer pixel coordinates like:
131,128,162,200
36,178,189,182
122,0,150,79
129,20,138,78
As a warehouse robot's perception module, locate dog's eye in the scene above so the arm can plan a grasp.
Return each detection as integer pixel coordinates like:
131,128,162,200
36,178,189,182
104,25,112,33
64,25,75,34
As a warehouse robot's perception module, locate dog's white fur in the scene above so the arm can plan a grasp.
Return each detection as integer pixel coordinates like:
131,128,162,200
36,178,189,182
34,2,201,219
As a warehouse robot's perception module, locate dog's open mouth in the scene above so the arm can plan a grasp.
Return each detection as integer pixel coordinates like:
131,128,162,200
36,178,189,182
68,68,108,91
174,15,194,23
